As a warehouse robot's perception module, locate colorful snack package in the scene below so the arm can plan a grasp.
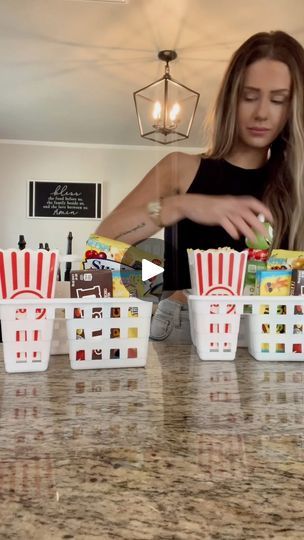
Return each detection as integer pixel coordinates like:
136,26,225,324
84,235,148,267
290,269,304,316
70,269,112,299
243,248,269,295
112,270,145,298
256,269,292,296
84,235,163,296
267,249,304,270
290,269,304,296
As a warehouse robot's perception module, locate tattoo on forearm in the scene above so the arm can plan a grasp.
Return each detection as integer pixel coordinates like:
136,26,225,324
115,222,146,239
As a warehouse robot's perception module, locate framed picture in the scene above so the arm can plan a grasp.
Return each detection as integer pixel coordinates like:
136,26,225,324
27,181,103,219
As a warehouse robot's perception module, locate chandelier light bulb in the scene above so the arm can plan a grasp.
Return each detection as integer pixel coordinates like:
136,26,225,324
152,101,162,121
169,102,180,123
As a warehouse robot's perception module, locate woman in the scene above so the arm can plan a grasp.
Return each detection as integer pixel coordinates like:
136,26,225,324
96,30,304,342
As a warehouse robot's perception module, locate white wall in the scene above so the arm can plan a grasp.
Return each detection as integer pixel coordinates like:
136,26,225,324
0,140,200,257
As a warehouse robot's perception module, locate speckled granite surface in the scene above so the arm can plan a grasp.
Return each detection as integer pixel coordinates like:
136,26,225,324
1,343,304,539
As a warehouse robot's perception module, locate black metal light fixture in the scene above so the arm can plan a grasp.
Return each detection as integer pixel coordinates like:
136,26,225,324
134,50,200,145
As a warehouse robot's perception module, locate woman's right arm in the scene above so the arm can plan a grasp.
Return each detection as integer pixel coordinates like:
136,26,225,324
95,152,200,245
96,152,273,245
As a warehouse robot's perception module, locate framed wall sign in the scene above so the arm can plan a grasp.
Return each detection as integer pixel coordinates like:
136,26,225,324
27,181,103,219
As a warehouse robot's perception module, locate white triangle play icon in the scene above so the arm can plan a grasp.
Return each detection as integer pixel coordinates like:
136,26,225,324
142,259,164,281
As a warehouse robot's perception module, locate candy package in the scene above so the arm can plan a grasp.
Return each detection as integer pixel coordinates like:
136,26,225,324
267,249,304,270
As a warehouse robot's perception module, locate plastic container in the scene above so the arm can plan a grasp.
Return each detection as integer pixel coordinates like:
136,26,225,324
188,295,304,362
64,298,152,370
0,249,59,371
0,297,152,373
247,298,304,361
0,300,56,373
188,296,243,360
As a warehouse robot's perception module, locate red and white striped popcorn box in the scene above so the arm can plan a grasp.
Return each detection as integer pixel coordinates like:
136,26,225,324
0,250,59,361
188,248,248,296
187,249,248,345
0,249,59,300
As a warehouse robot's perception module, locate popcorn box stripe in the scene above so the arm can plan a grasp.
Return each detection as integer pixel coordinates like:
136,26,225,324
237,252,247,295
219,252,223,284
208,252,213,287
11,251,18,290
0,251,7,298
36,251,43,290
25,251,30,287
197,253,204,295
47,252,57,298
228,252,234,287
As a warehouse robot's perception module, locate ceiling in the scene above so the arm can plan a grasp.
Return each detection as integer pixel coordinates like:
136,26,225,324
0,0,303,147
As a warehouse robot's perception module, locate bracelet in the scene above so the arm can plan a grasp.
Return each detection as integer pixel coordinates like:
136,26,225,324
147,199,164,228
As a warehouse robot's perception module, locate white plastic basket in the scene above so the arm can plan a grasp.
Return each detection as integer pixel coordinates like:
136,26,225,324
0,302,56,373
188,295,304,362
188,296,242,360
0,297,152,372
247,299,304,361
64,298,152,370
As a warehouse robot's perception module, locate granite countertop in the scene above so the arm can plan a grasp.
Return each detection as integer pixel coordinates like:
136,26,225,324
1,343,304,539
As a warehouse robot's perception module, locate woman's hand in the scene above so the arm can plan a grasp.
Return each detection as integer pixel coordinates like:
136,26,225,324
176,193,273,244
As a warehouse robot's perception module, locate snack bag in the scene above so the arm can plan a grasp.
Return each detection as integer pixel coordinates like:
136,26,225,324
84,234,162,268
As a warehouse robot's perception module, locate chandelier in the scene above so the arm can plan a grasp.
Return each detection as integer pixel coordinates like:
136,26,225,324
133,50,200,145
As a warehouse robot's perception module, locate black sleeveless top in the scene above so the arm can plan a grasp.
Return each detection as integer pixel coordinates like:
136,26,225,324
163,157,269,291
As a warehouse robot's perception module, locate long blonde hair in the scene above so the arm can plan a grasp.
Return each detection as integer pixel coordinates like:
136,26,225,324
206,31,304,250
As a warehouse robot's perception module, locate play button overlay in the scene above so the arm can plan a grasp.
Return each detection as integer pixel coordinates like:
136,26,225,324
142,259,164,281
120,237,165,298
